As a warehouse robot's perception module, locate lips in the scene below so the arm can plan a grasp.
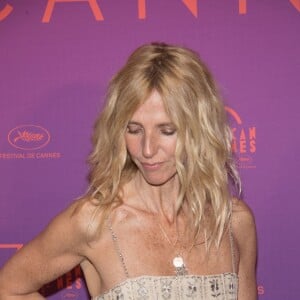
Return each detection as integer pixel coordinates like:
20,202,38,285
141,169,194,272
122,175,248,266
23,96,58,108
140,162,163,171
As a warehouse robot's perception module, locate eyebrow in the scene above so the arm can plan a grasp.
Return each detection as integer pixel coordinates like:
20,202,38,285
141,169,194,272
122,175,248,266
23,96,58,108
127,121,176,128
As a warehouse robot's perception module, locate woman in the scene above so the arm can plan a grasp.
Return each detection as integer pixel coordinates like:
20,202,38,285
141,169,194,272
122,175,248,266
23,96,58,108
0,42,257,299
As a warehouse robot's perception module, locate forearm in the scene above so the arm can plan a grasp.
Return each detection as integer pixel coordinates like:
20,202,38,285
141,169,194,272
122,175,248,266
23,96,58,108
0,291,45,300
0,263,46,300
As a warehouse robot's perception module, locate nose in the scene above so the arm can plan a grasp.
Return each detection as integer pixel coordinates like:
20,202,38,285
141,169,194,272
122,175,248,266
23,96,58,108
142,132,158,158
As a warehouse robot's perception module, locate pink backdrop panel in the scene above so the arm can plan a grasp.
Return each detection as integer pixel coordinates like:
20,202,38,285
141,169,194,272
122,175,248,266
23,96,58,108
1,1,299,299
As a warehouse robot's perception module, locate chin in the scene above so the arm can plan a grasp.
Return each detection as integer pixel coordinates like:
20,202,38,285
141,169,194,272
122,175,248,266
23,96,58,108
142,173,177,186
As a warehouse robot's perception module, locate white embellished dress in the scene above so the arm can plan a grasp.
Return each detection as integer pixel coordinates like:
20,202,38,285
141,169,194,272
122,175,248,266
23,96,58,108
92,224,238,300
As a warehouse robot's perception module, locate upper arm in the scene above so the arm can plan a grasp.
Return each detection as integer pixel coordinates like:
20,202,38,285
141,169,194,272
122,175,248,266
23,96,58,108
0,198,93,296
232,199,258,300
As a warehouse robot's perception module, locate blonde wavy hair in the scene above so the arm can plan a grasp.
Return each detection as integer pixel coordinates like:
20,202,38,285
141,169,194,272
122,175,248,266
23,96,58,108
87,42,240,247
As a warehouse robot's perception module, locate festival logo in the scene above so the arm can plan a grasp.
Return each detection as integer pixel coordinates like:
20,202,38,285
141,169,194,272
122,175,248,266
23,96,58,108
0,124,61,160
61,290,79,299
225,107,256,169
0,244,23,250
8,125,50,151
0,3,13,21
1,0,300,23
257,284,265,296
40,266,83,298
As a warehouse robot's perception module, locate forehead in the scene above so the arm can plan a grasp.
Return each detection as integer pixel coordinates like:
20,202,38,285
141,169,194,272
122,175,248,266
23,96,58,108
130,90,171,123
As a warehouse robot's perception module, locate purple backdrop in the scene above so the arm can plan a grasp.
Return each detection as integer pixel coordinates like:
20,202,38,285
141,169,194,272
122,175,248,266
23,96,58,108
1,0,299,299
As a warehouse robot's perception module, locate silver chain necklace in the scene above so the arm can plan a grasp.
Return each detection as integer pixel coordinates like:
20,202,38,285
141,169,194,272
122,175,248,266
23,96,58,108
158,221,195,276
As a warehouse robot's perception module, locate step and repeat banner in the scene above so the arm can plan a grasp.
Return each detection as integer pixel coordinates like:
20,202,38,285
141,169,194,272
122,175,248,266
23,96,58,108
1,1,299,299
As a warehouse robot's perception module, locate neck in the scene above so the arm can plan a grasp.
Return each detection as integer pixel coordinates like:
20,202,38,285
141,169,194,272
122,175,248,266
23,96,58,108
133,172,181,224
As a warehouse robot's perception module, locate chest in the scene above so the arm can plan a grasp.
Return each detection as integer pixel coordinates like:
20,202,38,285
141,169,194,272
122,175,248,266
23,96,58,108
86,223,237,294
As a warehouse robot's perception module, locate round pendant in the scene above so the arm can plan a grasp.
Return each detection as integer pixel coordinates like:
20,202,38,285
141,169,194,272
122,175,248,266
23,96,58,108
173,256,184,268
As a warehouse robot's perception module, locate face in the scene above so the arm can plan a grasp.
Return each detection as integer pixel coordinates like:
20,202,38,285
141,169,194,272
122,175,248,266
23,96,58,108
125,90,178,186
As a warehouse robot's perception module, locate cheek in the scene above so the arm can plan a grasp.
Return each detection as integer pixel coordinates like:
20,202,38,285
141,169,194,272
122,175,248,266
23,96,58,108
125,136,140,157
166,139,177,156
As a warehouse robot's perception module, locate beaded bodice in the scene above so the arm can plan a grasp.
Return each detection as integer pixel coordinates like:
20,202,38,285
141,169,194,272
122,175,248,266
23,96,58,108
92,273,238,299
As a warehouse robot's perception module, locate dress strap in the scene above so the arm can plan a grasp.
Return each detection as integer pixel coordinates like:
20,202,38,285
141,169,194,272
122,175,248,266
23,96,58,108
229,217,236,274
108,221,130,278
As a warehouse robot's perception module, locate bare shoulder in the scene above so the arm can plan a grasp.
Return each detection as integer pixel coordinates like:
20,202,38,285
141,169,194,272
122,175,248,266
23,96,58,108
231,198,256,237
26,196,105,255
63,196,105,242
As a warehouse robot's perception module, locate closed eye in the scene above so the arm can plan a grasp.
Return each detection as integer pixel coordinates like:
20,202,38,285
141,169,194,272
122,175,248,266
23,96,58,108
161,129,176,136
126,124,143,134
159,124,177,136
